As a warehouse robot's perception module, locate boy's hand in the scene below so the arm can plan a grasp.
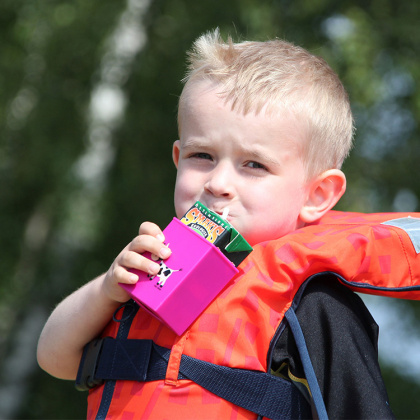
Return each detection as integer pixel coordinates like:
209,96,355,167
102,222,171,303
37,221,171,380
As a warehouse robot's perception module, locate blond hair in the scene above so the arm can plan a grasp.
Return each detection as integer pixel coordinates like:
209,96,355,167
178,29,354,179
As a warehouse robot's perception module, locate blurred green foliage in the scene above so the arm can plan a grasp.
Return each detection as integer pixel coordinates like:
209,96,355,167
1,0,420,418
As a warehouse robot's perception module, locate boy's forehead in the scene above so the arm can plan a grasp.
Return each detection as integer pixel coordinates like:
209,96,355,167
183,80,304,127
180,78,307,122
180,80,222,111
179,85,307,159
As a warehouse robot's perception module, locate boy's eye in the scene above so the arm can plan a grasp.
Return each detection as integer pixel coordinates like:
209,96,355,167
191,152,212,160
245,161,267,170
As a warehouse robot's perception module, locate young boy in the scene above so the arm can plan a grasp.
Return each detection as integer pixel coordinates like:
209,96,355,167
37,30,394,419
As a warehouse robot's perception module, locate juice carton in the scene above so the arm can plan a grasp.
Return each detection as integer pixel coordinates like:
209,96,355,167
120,201,252,335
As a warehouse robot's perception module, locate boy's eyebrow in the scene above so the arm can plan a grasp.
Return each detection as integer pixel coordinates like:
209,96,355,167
181,138,283,166
181,138,210,149
236,142,287,167
241,147,282,166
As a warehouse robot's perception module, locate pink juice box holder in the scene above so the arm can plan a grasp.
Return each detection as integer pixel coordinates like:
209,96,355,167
120,201,253,336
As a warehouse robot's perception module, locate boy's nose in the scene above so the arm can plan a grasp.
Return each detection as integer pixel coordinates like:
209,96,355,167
204,162,235,197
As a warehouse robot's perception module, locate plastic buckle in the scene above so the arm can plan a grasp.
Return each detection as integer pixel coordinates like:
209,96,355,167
75,338,106,391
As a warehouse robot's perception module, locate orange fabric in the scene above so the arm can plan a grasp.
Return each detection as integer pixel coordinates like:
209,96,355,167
87,210,420,419
165,332,189,386
304,211,420,299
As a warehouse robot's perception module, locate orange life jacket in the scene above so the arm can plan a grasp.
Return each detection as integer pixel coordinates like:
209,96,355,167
84,210,420,419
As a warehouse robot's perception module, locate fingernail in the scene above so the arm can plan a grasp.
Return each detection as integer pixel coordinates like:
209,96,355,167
156,234,165,242
129,274,138,283
148,262,160,275
160,247,171,259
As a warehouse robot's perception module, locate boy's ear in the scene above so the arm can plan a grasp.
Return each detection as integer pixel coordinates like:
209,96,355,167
299,169,346,224
172,140,180,168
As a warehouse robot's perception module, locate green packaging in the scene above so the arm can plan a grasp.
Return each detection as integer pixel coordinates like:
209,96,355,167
180,201,253,266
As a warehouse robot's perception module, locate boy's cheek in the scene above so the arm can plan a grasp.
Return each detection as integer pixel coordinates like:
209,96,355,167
173,191,193,220
174,174,202,204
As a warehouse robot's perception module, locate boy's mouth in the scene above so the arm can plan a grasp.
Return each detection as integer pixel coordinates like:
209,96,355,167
213,207,230,220
200,201,234,221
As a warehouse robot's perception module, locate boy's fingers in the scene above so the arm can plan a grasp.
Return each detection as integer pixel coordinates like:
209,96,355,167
112,265,138,284
139,221,165,242
129,235,171,260
103,266,133,302
119,250,161,275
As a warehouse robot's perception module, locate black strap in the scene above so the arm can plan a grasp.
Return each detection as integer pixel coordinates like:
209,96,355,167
76,337,309,419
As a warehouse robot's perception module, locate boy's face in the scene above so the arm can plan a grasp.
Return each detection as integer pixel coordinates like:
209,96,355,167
173,80,311,246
